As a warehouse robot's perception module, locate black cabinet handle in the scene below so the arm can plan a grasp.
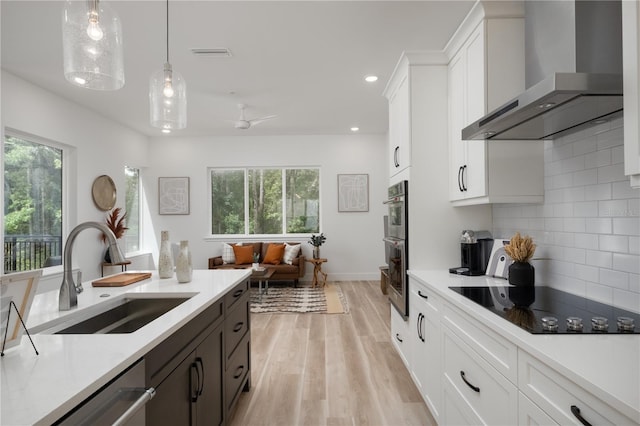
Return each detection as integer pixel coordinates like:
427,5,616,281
233,365,245,379
196,357,205,396
394,146,400,168
460,370,480,393
416,313,422,341
190,363,200,402
419,313,425,342
462,165,468,191
395,333,403,343
233,322,244,332
233,289,244,298
457,166,464,192
418,290,428,300
570,405,593,426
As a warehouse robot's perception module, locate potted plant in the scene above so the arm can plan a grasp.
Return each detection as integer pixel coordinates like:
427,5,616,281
101,207,128,263
308,232,326,259
505,232,536,287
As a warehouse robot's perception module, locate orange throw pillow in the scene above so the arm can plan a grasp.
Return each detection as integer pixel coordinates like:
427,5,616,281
263,243,285,265
232,245,254,264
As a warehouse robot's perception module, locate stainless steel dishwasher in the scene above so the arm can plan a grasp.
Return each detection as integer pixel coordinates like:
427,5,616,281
55,358,155,425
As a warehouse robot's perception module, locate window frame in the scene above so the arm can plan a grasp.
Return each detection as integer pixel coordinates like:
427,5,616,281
2,128,72,275
207,166,321,239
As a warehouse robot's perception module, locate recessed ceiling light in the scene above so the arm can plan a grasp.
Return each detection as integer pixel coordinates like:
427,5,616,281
350,127,360,132
364,75,378,83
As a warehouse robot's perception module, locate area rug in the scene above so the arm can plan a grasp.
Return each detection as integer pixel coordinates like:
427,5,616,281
250,284,348,314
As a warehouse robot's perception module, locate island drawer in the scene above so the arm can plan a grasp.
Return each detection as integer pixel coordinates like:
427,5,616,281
225,279,249,312
442,301,517,383
518,350,637,425
225,332,250,413
225,295,250,360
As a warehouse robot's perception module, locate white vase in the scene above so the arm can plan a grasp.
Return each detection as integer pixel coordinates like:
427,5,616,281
158,230,174,279
176,240,193,283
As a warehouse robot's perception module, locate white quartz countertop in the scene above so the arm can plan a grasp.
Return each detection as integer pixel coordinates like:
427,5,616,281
1,269,251,426
409,269,640,423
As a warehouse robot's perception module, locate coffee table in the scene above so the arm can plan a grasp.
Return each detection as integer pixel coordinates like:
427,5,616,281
249,268,275,302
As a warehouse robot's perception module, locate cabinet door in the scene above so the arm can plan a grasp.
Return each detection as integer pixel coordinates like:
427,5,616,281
146,351,194,425
448,51,467,201
389,73,410,176
196,327,224,426
390,305,410,368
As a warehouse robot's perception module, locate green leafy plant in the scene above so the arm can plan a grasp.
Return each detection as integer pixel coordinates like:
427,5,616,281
308,232,326,247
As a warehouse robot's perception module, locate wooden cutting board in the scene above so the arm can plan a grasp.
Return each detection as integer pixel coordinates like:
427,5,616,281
92,272,152,287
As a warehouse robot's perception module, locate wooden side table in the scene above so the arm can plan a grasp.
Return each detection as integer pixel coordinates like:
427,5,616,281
101,260,131,277
306,258,328,288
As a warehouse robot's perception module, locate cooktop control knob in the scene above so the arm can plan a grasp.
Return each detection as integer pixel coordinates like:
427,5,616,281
617,317,635,332
591,316,609,331
541,316,558,332
566,317,583,331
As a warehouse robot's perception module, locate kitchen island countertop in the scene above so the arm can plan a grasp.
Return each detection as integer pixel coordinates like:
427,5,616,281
1,269,251,426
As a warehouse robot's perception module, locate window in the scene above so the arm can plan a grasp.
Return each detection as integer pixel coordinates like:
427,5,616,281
3,133,63,273
210,167,319,236
124,166,140,253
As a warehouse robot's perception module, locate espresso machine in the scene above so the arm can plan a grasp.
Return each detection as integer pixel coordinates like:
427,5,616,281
449,230,494,276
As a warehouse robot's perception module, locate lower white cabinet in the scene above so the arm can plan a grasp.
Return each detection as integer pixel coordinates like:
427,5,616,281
390,304,410,368
442,324,518,425
518,392,558,426
518,350,637,426
409,280,442,423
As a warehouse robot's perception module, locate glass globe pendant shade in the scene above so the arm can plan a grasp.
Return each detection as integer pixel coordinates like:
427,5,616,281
150,63,187,130
62,0,124,90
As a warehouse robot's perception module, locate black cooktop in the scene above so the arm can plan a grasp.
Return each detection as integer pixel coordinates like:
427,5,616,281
449,286,640,334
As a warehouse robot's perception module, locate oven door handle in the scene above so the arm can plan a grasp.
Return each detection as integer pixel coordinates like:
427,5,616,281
112,387,156,426
383,238,404,246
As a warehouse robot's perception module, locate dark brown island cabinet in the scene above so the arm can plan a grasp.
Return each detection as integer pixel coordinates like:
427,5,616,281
146,279,251,425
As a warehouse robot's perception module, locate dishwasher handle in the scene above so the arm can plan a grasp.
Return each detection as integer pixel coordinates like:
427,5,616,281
112,387,156,426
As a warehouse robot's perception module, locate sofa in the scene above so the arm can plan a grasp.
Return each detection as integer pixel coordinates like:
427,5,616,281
208,242,306,285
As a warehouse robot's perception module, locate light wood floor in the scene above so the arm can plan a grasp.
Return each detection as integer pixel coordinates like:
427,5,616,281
229,280,436,426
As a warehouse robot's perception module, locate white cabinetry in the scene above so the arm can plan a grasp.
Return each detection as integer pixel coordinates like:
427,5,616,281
519,350,637,426
623,0,640,188
390,304,410,368
387,68,410,177
447,7,544,205
409,279,442,423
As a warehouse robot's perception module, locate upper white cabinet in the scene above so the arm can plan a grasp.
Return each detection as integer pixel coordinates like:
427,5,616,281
623,0,640,188
447,4,544,205
387,67,410,177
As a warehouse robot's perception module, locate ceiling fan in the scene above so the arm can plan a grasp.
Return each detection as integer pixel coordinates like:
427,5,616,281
234,104,277,129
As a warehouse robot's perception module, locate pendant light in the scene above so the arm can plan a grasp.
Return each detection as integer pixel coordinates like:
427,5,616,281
150,0,187,131
62,0,124,90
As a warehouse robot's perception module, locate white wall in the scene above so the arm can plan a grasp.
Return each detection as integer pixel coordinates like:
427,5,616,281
493,117,640,313
1,71,150,290
145,133,388,281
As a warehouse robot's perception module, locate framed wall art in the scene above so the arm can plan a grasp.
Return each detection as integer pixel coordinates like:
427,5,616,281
1,270,41,350
159,177,190,215
337,174,369,212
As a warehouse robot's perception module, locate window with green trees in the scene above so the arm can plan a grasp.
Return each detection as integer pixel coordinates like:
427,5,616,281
210,167,320,235
124,166,140,253
3,133,63,273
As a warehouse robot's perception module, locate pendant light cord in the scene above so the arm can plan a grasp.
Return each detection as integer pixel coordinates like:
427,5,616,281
166,0,170,63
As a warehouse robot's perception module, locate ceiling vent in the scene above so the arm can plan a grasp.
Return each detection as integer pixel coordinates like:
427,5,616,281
190,48,232,57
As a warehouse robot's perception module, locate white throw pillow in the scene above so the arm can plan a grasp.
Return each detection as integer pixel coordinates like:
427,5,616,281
222,242,242,264
283,243,301,265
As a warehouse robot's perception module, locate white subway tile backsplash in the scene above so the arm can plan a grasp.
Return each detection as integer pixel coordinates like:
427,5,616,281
573,169,598,186
585,218,612,234
584,149,611,169
613,218,640,236
612,181,640,199
574,233,599,250
598,164,626,184
584,183,611,201
599,234,629,253
599,268,629,290
492,122,640,309
612,253,640,274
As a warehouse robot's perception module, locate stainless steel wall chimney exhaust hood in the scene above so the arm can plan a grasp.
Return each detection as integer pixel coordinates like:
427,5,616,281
462,0,622,141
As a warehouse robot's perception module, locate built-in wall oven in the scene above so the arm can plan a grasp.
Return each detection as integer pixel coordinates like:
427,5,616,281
384,181,408,319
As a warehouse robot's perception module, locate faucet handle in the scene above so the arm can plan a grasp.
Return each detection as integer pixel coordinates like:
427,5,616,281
75,270,83,293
